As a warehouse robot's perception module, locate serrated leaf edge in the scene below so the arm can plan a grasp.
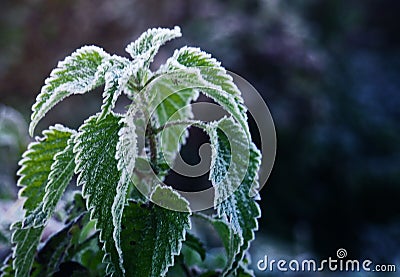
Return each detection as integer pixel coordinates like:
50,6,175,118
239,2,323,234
73,112,124,275
29,46,110,136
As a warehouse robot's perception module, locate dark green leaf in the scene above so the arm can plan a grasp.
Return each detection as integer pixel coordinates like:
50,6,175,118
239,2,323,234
10,222,44,277
18,125,74,224
207,117,261,274
32,213,87,276
121,185,191,277
184,233,206,261
74,113,123,276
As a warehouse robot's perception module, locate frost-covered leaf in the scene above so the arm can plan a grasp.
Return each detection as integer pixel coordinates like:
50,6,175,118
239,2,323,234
74,113,123,276
10,125,73,276
148,45,250,165
12,125,73,276
196,210,257,276
10,222,44,277
30,46,110,135
207,117,250,222
161,46,249,136
227,143,261,275
223,145,261,274
120,185,191,277
40,135,76,224
141,70,206,164
115,109,148,199
125,26,181,66
115,105,138,186
18,125,75,227
150,86,199,164
206,117,261,274
150,184,191,212
98,56,139,121
156,88,201,165
113,104,144,272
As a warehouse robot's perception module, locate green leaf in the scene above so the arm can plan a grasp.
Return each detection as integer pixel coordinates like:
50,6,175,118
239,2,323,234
162,46,249,137
121,185,191,277
207,217,241,273
206,118,261,274
74,113,123,276
17,125,75,227
207,117,250,227
128,156,159,200
113,105,141,272
98,56,139,121
39,135,76,224
151,87,199,164
29,46,110,136
32,213,87,276
229,143,261,271
115,106,138,190
184,233,206,261
148,45,250,166
10,125,74,276
150,184,191,213
59,196,106,276
141,70,204,165
125,26,182,66
10,222,44,277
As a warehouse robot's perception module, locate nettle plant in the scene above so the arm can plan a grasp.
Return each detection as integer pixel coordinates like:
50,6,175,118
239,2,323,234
1,27,262,276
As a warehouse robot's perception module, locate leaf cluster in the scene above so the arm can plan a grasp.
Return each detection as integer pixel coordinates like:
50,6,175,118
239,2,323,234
1,27,261,277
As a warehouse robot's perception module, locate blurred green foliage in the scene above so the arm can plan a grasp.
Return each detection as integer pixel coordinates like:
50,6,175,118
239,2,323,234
0,105,28,199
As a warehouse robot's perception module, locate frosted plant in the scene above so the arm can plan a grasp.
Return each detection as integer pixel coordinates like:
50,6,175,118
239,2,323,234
1,26,262,277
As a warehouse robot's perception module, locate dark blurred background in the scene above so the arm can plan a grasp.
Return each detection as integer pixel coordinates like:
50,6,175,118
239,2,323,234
1,0,399,274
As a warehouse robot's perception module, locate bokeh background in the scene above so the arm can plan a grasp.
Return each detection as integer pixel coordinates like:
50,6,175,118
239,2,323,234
1,0,399,275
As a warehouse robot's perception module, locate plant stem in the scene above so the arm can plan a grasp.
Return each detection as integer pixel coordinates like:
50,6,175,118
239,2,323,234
133,84,159,174
154,120,207,134
192,212,214,224
145,121,158,174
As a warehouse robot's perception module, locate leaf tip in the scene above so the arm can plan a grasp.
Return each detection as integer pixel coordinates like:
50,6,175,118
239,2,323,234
173,25,182,36
28,124,34,137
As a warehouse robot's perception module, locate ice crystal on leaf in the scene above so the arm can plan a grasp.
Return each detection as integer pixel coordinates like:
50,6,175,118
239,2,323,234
29,46,109,136
125,26,182,67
